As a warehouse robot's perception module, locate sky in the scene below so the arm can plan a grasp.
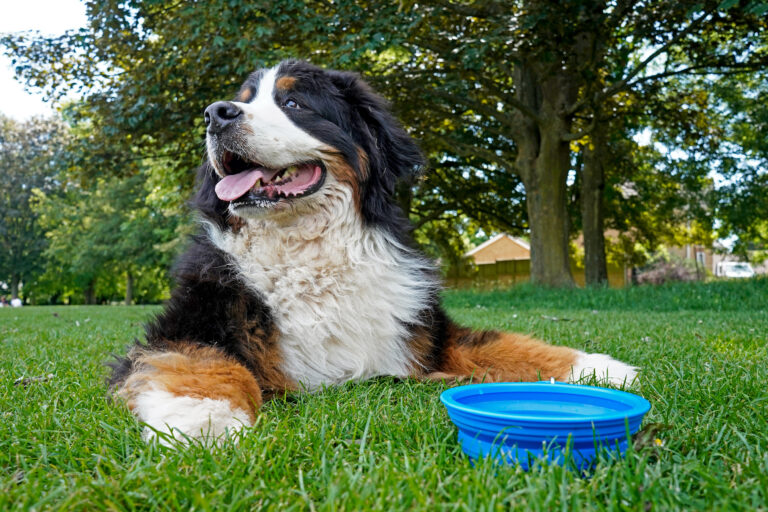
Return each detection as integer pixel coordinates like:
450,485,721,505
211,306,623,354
0,0,87,120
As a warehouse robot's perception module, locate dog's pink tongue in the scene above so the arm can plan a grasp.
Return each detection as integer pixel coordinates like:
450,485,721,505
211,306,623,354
215,169,276,201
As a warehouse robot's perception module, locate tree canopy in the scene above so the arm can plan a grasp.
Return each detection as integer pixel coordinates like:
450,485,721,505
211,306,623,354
2,0,767,295
0,114,68,299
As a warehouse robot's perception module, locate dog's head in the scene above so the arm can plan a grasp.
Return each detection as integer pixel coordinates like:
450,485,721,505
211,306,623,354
196,60,423,231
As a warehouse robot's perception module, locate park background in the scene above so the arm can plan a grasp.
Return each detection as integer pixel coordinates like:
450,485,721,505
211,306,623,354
2,2,768,510
1,0,767,303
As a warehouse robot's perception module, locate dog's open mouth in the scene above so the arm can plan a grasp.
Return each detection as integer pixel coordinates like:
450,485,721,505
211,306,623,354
214,152,325,205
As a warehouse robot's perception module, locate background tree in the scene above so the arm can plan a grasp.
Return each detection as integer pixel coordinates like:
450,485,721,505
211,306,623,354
3,0,767,288
705,70,768,261
0,114,68,300
388,0,767,285
574,4,767,284
33,167,182,304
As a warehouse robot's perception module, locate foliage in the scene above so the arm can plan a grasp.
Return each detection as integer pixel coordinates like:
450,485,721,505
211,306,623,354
376,0,767,284
0,114,68,299
2,1,767,287
604,141,715,265
635,256,700,285
31,170,182,304
709,71,768,258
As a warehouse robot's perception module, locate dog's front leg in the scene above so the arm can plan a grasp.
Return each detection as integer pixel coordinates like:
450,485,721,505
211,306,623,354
114,344,262,446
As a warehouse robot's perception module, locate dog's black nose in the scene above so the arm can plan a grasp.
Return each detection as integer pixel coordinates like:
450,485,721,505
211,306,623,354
204,101,243,133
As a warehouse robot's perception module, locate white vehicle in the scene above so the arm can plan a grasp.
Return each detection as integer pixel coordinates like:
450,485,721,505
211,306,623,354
715,261,756,279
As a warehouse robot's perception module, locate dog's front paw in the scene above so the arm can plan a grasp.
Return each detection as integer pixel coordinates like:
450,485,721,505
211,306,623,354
134,389,252,447
569,351,638,387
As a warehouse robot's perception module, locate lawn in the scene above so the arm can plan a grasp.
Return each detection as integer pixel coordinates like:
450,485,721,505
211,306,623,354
2,280,767,511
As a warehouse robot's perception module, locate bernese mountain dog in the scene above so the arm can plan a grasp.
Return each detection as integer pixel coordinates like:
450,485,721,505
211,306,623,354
110,60,637,445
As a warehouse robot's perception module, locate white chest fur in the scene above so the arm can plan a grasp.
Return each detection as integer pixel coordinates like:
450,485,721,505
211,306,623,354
207,185,435,389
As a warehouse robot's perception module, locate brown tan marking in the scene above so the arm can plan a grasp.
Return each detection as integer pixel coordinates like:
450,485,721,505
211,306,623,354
424,328,578,383
236,87,253,103
318,146,369,213
275,76,297,91
242,325,294,400
227,215,246,234
405,325,436,372
118,344,263,422
356,147,370,180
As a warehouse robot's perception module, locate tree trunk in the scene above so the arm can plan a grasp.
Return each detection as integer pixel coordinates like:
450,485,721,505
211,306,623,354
521,127,575,287
84,280,96,305
514,64,576,287
581,131,609,286
125,271,134,306
10,273,20,300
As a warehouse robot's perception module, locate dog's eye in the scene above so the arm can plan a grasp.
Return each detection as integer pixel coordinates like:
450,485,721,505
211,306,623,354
283,99,300,109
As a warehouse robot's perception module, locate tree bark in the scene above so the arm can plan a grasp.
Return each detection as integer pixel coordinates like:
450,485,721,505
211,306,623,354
125,271,134,306
521,127,575,287
581,130,609,286
84,280,96,305
514,63,576,287
10,273,20,300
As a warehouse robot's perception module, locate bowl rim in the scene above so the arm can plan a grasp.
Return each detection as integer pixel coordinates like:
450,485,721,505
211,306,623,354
440,381,651,424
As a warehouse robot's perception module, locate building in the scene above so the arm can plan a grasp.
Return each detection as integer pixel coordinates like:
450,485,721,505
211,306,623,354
462,233,627,287
667,243,717,276
465,234,531,265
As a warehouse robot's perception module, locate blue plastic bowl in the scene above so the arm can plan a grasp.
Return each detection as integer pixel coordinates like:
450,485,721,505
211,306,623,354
440,382,651,470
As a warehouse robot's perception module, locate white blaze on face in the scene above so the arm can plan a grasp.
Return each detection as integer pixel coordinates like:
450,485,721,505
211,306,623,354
231,67,326,170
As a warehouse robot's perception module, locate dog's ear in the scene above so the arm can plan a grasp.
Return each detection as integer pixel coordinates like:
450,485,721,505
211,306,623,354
329,70,425,186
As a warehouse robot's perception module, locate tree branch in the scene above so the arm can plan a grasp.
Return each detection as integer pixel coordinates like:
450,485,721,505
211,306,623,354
601,8,716,97
561,116,597,142
407,35,535,124
626,60,768,88
438,139,516,172
412,207,454,229
430,88,527,131
428,0,508,19
470,74,544,126
565,7,716,116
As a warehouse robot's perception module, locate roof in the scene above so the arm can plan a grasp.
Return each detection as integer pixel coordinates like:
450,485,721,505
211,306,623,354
465,234,530,257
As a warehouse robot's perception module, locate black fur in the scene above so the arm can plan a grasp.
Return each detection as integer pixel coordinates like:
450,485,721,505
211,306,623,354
192,162,231,231
275,61,424,230
415,303,453,373
106,349,136,389
109,236,278,388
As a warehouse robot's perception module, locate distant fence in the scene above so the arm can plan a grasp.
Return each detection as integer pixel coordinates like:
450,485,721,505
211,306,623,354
445,259,627,288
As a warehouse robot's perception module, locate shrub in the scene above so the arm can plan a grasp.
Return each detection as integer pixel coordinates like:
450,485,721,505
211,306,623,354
636,257,700,285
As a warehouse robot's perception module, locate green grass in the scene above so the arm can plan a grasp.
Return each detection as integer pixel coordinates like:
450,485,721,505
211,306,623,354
2,279,767,511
